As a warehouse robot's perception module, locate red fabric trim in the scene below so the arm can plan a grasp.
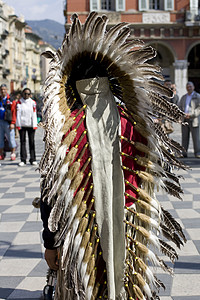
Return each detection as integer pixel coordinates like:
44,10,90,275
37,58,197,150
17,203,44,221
11,100,17,124
63,108,146,207
119,107,146,207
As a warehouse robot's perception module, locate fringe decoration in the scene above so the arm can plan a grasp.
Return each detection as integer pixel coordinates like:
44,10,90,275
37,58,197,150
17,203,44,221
125,206,159,229
127,235,160,266
125,181,160,211
125,221,160,248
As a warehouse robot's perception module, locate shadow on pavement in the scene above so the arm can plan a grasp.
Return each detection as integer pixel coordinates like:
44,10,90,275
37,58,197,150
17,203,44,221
175,261,200,270
178,157,200,168
0,287,43,300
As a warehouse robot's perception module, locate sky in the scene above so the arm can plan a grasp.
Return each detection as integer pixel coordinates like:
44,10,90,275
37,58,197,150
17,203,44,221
3,0,65,24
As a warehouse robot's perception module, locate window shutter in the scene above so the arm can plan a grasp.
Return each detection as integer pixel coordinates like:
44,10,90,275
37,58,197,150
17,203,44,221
138,0,148,11
90,0,100,11
164,0,174,11
116,0,125,11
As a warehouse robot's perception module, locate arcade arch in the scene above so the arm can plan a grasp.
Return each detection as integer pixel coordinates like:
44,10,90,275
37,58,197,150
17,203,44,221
187,42,200,92
147,42,175,82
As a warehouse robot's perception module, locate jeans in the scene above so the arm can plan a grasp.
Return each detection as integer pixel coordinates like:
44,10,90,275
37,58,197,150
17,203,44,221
19,127,36,163
0,119,16,149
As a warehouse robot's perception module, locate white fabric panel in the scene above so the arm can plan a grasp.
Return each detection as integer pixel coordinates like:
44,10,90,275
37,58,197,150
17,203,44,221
76,77,126,300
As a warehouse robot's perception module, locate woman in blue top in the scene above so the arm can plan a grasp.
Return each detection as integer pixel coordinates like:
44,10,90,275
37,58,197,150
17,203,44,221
0,84,16,160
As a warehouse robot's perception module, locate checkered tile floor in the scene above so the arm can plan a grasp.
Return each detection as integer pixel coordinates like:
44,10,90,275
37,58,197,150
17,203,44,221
0,126,200,299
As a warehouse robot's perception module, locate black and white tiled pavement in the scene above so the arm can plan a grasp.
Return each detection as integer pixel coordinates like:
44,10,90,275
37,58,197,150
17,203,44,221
0,126,200,299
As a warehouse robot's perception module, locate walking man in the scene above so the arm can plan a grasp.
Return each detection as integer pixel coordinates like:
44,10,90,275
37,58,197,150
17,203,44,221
178,81,200,158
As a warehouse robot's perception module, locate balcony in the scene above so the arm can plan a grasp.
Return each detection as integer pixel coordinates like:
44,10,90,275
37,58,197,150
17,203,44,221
2,49,9,59
14,59,22,69
185,10,200,25
1,29,9,40
3,68,10,78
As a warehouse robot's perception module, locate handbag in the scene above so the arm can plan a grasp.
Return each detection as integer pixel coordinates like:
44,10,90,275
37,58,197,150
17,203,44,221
4,103,12,123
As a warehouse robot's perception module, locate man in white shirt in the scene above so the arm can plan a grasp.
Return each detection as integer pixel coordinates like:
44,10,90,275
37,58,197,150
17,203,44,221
178,82,200,158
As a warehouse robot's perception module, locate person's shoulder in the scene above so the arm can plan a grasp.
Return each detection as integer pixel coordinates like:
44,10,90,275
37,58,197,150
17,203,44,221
180,94,187,100
17,98,22,104
31,99,37,105
192,91,200,99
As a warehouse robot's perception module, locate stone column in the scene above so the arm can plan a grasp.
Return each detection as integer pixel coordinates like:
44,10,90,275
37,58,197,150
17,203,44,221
173,60,189,98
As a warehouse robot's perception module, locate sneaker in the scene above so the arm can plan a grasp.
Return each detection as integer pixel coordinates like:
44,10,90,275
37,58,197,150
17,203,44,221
31,161,38,166
10,153,16,161
19,161,26,167
0,155,4,160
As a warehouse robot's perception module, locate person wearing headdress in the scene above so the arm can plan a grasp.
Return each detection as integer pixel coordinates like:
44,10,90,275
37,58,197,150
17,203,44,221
39,12,187,300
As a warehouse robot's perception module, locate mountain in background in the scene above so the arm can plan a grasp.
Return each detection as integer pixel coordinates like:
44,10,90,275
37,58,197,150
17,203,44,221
26,19,65,49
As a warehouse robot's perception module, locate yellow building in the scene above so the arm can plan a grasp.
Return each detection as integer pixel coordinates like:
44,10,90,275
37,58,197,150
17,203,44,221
8,14,26,92
0,1,10,88
25,26,41,95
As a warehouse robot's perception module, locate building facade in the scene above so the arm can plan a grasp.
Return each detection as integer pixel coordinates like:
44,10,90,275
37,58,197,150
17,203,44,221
64,0,200,97
8,14,26,92
25,26,41,95
0,1,43,95
0,1,10,87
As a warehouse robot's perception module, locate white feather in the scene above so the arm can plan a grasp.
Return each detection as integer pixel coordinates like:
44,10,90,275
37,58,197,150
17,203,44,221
61,229,71,269
147,249,159,266
62,178,72,197
143,283,152,298
70,218,80,239
66,205,78,234
71,232,82,259
85,286,93,300
83,273,90,290
149,232,160,248
145,266,155,285
64,188,74,213
150,217,160,229
48,198,63,232
61,218,80,262
59,162,69,177
54,144,68,166
81,261,87,281
77,247,85,272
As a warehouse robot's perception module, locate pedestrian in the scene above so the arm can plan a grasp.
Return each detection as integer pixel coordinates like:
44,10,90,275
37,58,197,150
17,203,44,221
0,84,16,160
160,79,174,134
164,80,179,104
39,13,186,300
11,91,21,138
171,83,179,105
16,88,37,166
178,81,200,158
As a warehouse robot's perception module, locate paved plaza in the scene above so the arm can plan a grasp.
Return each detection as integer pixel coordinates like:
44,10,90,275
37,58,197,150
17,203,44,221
0,125,200,299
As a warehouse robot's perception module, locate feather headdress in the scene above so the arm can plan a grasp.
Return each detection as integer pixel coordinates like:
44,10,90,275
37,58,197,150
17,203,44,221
40,12,186,300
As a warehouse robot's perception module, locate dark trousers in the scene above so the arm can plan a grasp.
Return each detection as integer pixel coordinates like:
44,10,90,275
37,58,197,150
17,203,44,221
181,120,200,155
19,127,36,163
